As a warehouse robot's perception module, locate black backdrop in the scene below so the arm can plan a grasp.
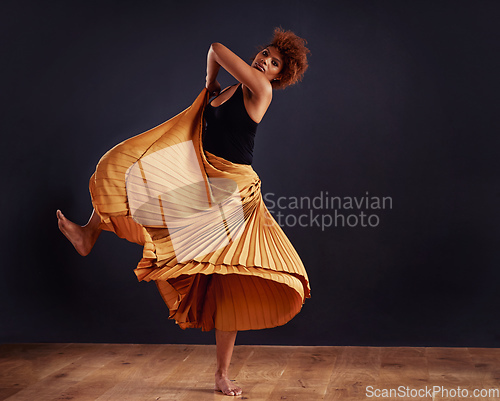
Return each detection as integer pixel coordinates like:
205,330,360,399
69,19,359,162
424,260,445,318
1,0,499,347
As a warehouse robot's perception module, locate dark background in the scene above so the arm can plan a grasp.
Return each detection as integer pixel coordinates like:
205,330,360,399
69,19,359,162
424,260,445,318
1,0,499,347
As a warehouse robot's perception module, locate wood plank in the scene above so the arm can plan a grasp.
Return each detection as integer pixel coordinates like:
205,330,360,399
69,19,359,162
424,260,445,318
54,344,167,401
177,344,257,401
97,344,181,400
236,345,293,400
0,343,72,388
0,389,22,401
129,345,215,400
468,347,500,383
324,346,381,400
0,344,499,401
426,346,478,397
266,346,338,400
1,343,131,401
379,347,429,389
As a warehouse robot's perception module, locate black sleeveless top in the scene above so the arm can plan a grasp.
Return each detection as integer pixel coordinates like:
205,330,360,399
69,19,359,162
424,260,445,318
203,84,258,165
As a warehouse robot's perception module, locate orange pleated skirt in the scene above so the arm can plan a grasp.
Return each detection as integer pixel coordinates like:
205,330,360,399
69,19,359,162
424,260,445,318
88,88,311,332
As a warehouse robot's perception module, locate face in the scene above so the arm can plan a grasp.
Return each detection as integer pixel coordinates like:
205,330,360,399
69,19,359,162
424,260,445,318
252,46,283,82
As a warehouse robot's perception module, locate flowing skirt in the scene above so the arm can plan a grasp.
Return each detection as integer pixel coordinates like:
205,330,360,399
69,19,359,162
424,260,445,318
88,88,310,331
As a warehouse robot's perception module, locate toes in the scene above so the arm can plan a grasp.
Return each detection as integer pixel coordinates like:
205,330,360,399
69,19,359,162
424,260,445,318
57,210,65,221
215,377,241,396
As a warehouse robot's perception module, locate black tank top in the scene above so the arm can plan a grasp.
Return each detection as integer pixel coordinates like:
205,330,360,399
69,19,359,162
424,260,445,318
203,84,258,165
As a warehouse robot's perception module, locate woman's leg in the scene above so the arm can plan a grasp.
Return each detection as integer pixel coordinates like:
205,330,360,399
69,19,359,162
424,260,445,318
56,208,102,256
215,329,242,396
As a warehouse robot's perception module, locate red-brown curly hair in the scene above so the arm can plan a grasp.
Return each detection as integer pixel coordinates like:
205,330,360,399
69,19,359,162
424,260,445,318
257,27,310,90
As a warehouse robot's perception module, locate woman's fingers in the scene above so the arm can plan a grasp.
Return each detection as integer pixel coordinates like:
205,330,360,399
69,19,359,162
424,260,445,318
206,80,221,96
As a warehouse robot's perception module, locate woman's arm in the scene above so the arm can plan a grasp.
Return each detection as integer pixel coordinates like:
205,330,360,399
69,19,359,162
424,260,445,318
206,49,221,96
205,43,272,100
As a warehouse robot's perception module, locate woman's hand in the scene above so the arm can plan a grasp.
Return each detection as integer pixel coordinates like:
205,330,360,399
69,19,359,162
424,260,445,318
206,79,221,97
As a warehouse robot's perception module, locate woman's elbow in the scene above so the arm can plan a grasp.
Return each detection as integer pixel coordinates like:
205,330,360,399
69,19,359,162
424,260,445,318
209,42,226,56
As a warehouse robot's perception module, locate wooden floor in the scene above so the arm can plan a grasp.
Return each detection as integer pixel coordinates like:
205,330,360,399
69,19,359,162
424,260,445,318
0,344,499,400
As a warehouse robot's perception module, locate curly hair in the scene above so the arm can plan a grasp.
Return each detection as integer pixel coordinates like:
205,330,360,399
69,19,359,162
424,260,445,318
259,27,310,90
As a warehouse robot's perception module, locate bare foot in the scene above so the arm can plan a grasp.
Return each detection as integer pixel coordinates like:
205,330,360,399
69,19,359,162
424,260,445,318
56,210,98,256
214,374,242,397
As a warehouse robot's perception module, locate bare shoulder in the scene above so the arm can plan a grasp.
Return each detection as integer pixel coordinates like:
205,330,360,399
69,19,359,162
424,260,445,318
241,84,273,124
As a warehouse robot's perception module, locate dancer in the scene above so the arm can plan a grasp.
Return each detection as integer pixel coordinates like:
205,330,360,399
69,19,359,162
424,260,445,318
57,27,310,396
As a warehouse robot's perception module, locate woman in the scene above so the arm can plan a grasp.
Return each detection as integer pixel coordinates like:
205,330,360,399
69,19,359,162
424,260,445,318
57,28,310,396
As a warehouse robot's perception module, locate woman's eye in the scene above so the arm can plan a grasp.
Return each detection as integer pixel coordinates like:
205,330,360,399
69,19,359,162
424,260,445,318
262,50,268,56
272,61,277,67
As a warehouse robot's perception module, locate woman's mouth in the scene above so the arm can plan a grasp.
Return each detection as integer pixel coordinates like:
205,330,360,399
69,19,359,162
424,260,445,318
254,63,265,73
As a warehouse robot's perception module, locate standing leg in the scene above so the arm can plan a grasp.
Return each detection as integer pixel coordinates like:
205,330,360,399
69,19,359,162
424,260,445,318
215,329,242,396
56,208,103,256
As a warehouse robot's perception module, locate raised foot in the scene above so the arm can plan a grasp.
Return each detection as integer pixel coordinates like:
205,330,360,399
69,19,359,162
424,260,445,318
214,375,242,397
56,210,95,256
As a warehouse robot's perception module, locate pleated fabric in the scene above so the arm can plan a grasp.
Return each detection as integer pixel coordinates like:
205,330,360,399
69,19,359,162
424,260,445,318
89,88,311,332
